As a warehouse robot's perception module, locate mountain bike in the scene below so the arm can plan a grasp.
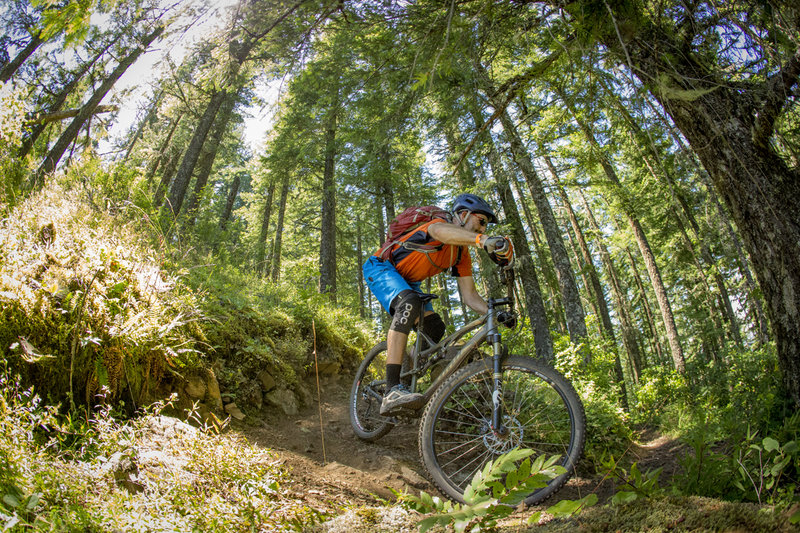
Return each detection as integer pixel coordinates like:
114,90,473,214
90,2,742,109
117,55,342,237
349,265,585,505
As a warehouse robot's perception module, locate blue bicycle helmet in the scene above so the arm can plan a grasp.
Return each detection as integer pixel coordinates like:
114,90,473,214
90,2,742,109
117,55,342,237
451,193,497,224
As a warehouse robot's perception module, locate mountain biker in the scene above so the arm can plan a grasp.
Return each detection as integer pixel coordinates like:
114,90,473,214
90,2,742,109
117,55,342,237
362,193,515,415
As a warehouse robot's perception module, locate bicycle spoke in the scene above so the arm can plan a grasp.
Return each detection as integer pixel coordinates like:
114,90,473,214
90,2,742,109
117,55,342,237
449,447,495,486
434,433,484,459
420,354,585,507
439,439,488,473
458,448,496,488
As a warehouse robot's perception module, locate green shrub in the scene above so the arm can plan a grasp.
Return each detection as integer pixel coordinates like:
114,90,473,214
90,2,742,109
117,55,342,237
0,183,206,408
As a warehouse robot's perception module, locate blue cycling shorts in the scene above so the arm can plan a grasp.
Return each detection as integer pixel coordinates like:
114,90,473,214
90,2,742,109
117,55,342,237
363,256,434,315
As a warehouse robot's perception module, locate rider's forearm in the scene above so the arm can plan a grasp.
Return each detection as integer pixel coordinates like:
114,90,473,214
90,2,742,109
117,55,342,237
462,288,489,315
429,222,488,247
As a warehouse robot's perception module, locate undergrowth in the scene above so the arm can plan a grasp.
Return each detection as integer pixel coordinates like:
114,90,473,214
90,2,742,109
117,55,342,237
0,371,331,532
0,176,374,414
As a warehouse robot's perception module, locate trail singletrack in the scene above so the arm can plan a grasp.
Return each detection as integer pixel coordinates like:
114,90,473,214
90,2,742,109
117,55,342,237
244,374,433,506
241,373,686,518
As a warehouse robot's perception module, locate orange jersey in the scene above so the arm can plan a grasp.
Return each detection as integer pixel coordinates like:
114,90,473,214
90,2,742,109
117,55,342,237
374,220,472,282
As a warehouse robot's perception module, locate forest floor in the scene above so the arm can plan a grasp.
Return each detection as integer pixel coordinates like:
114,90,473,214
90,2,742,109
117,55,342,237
239,373,711,532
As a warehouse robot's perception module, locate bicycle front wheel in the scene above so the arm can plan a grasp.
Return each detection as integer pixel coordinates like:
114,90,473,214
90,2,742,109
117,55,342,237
418,355,585,505
349,342,395,441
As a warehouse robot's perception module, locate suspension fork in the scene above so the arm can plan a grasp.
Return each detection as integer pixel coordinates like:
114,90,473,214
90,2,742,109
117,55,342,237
487,299,509,436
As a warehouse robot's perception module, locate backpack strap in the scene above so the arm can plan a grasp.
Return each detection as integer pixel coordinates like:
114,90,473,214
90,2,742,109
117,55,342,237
450,246,463,277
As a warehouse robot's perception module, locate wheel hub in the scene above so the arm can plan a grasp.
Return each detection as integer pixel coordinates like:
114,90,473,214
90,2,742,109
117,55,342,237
481,416,524,454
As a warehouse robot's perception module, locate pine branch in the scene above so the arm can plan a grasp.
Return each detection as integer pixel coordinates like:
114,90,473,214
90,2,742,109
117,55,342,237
25,105,119,126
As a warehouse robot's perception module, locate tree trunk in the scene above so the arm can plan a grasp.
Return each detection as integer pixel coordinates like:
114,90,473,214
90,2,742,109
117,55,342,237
562,94,685,374
270,176,290,282
34,26,164,185
578,190,644,383
319,88,339,301
19,38,115,159
357,212,365,318
598,6,800,403
545,154,615,342
646,98,770,345
512,174,565,334
124,90,163,160
153,144,183,208
488,134,554,361
163,89,227,217
496,107,588,347
255,180,277,276
146,116,181,186
184,92,237,225
0,32,43,83
219,173,241,230
612,97,742,348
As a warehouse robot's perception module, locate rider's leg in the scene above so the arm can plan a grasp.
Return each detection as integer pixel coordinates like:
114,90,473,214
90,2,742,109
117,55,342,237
385,290,423,388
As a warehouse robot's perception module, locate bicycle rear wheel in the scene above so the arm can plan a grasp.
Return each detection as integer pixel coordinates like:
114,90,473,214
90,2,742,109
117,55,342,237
418,355,585,505
349,342,395,441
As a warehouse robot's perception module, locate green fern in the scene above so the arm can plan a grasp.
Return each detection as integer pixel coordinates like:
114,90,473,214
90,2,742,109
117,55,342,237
402,449,595,532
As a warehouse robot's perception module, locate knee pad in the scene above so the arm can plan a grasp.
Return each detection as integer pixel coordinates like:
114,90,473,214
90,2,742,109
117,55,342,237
420,313,446,344
389,290,423,335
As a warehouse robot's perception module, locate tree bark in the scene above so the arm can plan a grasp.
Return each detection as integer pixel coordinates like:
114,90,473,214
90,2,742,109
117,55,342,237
590,2,800,403
496,107,588,347
646,98,771,344
146,116,182,186
153,147,182,208
488,134,554,361
184,92,237,225
562,93,686,374
163,89,227,217
578,190,644,384
270,176,290,282
124,90,163,160
255,180,277,276
219,173,241,230
34,26,164,185
25,105,118,126
513,173,565,334
19,38,116,159
612,96,742,348
319,88,339,301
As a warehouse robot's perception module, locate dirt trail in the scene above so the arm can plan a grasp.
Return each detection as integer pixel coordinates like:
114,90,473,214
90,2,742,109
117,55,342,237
244,374,432,507
243,373,685,514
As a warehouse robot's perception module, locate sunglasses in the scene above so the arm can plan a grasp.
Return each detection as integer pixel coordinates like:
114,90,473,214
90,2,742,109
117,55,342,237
472,214,489,227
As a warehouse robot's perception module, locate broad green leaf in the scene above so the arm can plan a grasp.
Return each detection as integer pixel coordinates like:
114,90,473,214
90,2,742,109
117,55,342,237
421,491,435,510
790,509,800,524
611,491,639,505
763,437,780,452
506,469,518,489
547,498,582,517
3,494,20,508
771,456,791,476
528,511,543,525
418,515,449,533
25,492,40,510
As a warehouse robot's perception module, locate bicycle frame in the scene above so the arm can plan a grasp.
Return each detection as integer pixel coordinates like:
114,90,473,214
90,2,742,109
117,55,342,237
402,265,515,435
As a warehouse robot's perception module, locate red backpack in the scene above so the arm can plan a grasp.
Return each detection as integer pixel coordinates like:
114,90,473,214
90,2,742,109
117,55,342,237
378,205,452,263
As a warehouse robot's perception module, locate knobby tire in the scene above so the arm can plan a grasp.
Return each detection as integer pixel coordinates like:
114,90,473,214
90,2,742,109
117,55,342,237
349,342,395,441
418,355,585,505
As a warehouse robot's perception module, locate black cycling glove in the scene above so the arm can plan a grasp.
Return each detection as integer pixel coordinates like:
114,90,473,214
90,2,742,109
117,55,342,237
497,311,517,328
